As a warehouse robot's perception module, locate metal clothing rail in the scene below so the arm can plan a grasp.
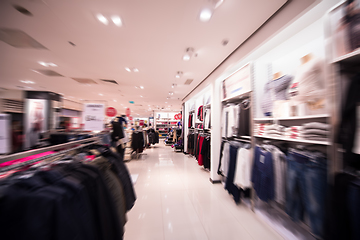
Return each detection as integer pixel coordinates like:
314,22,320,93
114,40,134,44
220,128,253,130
0,138,100,173
0,136,100,164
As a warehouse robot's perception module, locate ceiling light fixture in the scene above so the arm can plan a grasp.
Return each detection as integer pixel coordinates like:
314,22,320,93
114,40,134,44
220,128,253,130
140,86,144,89
140,95,143,98
111,15,122,27
171,84,177,88
183,48,194,61
20,80,35,84
96,14,109,25
125,67,131,72
133,68,139,72
169,92,174,95
38,61,57,67
113,99,117,102
175,71,183,78
99,93,103,96
200,8,212,22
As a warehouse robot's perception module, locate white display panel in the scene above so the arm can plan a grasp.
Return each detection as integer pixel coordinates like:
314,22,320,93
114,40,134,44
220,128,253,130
0,114,10,154
83,103,105,131
222,63,251,101
24,99,48,149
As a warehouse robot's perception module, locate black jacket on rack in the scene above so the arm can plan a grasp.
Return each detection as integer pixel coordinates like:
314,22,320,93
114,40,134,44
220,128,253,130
0,144,137,240
131,131,144,153
337,73,360,169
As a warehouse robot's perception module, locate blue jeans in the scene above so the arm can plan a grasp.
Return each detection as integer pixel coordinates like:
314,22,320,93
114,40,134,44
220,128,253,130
348,179,360,239
286,150,327,238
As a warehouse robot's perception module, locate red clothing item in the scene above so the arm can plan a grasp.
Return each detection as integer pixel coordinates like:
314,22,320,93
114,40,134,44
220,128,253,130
198,136,205,166
0,151,56,168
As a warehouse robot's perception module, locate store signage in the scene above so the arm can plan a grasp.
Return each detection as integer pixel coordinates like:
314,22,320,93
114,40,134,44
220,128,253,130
129,116,133,121
125,108,131,117
106,107,117,117
83,103,105,131
222,63,251,100
174,113,182,120
0,114,10,154
139,120,144,126
129,101,135,104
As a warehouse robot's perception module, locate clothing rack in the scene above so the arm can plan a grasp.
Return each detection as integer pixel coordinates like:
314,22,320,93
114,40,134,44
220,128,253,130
0,136,100,173
222,137,251,144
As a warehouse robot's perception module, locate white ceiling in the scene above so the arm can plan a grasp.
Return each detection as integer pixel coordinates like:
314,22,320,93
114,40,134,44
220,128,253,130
0,0,286,117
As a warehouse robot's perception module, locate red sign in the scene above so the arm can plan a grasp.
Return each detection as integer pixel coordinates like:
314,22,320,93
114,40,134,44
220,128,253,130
125,108,131,117
174,113,182,120
106,107,117,117
129,116,133,121
139,120,144,126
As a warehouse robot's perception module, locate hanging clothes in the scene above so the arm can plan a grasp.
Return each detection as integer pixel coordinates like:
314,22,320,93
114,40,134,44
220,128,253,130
0,144,136,240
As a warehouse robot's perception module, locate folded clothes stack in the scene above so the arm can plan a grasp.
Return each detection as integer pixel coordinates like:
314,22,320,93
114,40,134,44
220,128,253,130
254,123,270,136
301,122,329,141
284,122,329,141
264,124,285,137
284,126,302,139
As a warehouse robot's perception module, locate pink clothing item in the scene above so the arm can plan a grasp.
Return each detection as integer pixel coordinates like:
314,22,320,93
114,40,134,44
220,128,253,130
0,151,56,168
198,136,204,166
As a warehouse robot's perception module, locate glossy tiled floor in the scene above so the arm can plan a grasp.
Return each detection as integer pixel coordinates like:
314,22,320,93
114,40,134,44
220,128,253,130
124,143,283,240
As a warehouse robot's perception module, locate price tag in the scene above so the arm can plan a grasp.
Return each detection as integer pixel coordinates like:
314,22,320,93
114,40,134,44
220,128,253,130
260,155,265,164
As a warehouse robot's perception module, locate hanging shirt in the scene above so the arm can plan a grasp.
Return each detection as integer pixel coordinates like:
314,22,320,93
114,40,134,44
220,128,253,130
234,147,252,189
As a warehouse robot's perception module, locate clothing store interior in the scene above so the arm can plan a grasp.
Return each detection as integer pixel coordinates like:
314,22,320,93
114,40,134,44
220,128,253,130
0,0,359,239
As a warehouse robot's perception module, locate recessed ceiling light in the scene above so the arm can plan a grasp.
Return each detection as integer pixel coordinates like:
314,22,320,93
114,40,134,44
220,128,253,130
113,99,117,102
38,61,57,67
125,67,131,72
169,92,174,95
183,54,190,61
38,61,47,67
140,95,143,98
148,105,150,106
111,15,122,27
20,80,35,84
133,68,139,72
99,93,103,96
200,8,212,22
135,86,138,89
140,86,144,89
165,102,167,103
96,14,109,25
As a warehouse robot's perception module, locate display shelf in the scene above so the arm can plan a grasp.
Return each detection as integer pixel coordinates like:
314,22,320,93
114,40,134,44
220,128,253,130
331,48,360,64
239,135,251,139
222,91,251,103
254,114,329,121
254,135,331,145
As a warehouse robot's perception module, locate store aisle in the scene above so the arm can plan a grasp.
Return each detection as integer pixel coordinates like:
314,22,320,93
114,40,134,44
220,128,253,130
124,143,283,240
